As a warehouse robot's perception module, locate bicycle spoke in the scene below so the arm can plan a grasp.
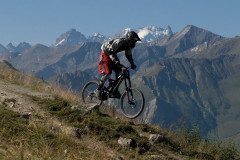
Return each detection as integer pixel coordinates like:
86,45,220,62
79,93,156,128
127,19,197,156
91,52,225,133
82,81,102,106
121,88,144,119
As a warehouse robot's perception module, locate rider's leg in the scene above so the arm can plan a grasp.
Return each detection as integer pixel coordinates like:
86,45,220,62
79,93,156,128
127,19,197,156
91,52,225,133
97,52,113,99
96,73,110,99
111,64,122,98
98,73,110,90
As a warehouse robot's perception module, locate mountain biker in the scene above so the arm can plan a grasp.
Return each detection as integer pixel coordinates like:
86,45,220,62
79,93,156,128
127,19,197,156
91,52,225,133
97,31,141,99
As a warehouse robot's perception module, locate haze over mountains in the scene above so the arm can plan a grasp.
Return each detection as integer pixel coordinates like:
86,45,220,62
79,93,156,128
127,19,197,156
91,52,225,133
1,25,240,145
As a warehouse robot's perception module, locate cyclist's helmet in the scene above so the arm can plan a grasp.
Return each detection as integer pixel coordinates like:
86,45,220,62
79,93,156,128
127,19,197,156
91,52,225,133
126,31,141,42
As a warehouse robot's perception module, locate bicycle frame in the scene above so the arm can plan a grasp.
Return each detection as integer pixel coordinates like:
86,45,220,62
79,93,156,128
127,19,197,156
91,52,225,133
106,69,133,100
82,68,144,118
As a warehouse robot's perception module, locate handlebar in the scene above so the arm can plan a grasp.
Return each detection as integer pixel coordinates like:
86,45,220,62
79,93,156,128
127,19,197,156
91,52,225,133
121,66,130,72
122,66,136,70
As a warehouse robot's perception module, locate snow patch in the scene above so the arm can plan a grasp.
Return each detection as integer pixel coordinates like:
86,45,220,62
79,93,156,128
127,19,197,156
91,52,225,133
93,33,102,37
55,38,66,46
137,26,173,42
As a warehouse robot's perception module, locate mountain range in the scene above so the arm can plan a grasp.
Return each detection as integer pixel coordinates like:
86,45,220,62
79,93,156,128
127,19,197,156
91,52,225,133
0,25,173,54
2,25,240,145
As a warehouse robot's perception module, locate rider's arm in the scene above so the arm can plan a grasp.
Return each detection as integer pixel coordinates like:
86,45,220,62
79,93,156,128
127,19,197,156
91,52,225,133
125,49,137,69
125,49,134,64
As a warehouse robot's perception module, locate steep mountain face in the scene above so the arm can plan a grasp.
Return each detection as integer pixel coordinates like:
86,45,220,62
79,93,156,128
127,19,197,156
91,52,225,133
55,29,87,46
131,44,166,69
153,25,224,56
172,36,240,59
36,42,101,80
135,55,240,138
133,28,240,142
54,70,94,91
8,44,81,73
129,25,224,69
197,36,240,59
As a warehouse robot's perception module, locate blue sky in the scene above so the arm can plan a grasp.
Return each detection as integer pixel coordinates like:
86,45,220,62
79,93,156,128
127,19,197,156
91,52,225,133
0,0,239,45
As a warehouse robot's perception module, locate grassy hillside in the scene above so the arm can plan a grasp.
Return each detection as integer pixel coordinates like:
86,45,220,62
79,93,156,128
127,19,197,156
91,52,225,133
0,60,239,159
0,106,108,159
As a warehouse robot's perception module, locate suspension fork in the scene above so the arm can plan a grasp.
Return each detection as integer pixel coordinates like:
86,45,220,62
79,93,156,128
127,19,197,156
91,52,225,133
124,73,133,101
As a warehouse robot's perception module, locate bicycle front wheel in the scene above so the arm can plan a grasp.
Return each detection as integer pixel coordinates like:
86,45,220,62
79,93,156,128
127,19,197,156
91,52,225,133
120,88,145,119
82,81,102,106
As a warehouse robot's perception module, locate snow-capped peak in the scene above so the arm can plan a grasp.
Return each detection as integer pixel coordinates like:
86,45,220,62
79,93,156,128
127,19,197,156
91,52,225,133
93,33,104,37
54,26,173,46
88,33,106,43
114,26,173,42
137,26,173,42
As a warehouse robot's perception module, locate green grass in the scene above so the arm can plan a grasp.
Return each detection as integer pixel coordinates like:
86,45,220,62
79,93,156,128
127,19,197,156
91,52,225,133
0,79,239,159
30,96,240,159
1,92,239,159
0,105,108,159
31,96,166,157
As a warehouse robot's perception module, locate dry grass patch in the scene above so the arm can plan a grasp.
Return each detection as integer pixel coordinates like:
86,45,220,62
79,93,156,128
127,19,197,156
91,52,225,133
0,105,112,160
0,60,82,104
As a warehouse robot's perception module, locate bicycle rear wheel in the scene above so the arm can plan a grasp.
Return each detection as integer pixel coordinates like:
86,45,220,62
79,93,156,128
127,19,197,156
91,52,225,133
120,88,145,119
82,81,102,106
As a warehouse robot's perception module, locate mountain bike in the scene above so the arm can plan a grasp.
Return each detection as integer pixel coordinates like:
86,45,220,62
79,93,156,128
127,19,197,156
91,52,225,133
82,67,145,119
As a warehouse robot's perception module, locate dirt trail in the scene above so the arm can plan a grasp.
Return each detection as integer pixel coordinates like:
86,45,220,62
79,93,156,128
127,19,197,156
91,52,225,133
0,80,77,137
0,80,116,158
0,81,51,114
